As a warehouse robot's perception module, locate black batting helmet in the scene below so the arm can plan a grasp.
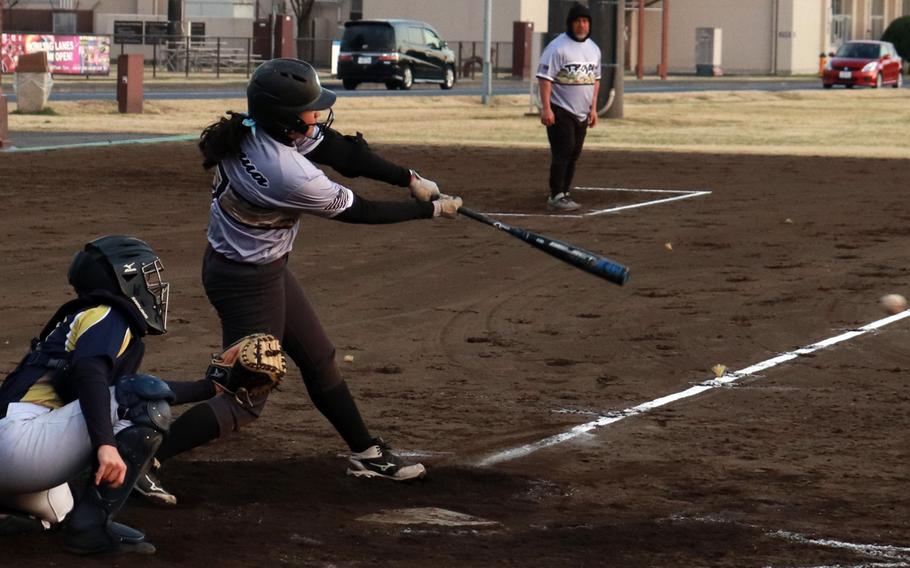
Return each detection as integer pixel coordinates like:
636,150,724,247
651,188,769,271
68,235,169,335
247,58,336,141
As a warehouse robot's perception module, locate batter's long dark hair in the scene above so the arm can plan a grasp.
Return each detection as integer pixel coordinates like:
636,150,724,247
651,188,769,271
199,111,250,170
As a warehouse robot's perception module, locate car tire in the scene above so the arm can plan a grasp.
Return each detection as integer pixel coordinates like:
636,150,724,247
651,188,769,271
440,65,455,90
874,73,882,89
823,83,832,89
385,81,399,90
342,79,358,90
400,66,413,90
894,73,903,89
845,83,854,89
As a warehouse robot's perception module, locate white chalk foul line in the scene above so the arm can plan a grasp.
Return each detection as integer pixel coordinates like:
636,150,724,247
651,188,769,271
476,309,910,467
771,529,910,562
485,187,711,219
672,516,910,566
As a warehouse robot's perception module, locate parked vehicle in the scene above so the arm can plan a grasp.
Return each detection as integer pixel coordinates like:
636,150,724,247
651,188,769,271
337,19,456,91
822,40,903,89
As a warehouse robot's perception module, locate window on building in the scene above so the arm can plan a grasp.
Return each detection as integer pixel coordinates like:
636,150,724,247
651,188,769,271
830,0,852,47
904,0,910,16
190,21,205,44
870,0,885,39
350,0,362,21
53,12,77,34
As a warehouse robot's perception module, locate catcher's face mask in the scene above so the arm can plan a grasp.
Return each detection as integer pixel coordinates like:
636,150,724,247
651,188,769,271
141,258,169,333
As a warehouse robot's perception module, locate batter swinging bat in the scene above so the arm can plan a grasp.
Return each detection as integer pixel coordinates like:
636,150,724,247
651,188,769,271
458,207,630,286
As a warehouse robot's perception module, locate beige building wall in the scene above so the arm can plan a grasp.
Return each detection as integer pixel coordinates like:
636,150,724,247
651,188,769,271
776,0,826,74
640,0,774,75
639,0,905,76
362,0,548,41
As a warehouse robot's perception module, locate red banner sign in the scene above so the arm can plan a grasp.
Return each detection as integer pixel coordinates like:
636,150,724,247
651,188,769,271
1,34,111,75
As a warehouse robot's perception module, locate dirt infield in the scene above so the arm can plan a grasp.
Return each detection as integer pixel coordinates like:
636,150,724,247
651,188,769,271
1,143,909,567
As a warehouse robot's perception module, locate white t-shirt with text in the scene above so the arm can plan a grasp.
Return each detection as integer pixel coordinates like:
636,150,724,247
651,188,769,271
536,33,602,121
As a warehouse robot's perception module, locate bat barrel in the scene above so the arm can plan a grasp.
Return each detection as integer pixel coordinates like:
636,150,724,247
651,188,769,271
593,259,630,285
458,206,630,286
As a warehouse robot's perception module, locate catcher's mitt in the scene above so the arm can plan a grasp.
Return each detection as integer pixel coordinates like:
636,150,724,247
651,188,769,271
206,333,286,406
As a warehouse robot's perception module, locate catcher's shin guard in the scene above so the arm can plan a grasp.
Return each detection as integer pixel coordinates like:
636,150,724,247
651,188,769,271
63,425,163,555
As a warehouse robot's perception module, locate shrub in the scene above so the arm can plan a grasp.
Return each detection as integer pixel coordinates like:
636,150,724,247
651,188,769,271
882,16,910,63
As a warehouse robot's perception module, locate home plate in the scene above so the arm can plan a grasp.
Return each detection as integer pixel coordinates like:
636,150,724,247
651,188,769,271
357,507,499,527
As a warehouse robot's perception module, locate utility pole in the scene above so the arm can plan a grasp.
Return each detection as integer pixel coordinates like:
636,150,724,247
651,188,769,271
660,0,669,79
636,0,644,79
481,0,492,104
592,0,624,119
0,2,10,148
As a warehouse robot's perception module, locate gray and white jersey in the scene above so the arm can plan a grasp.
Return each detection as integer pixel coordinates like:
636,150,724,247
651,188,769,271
536,33,601,121
207,128,354,265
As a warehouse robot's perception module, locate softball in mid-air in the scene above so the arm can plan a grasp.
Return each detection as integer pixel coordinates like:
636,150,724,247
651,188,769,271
880,294,908,315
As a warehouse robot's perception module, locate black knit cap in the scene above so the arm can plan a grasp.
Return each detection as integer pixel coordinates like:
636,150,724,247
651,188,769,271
566,2,592,26
566,2,592,41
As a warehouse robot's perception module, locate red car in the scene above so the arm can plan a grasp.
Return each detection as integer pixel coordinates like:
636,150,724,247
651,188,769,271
823,40,904,89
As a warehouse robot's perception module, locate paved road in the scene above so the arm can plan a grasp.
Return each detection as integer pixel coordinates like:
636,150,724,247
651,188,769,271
6,77,900,102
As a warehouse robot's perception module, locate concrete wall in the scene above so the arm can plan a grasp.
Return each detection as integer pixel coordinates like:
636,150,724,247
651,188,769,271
520,0,549,33
94,13,253,38
776,0,826,74
186,1,255,20
362,0,548,41
637,0,905,76
640,0,774,75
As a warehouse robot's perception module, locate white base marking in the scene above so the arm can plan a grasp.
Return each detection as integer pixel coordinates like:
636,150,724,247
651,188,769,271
357,507,500,527
484,187,711,218
477,310,910,466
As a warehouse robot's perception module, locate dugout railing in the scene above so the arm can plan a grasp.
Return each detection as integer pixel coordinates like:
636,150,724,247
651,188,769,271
113,36,269,78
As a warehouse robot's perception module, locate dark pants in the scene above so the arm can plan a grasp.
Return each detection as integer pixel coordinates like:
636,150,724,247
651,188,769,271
160,247,372,455
201,247,340,388
546,105,589,197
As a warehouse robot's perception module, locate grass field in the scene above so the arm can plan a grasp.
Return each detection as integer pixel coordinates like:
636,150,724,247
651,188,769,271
8,88,910,158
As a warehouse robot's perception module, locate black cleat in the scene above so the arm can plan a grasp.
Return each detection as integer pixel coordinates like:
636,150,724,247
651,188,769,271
134,460,177,506
0,512,46,535
347,438,427,481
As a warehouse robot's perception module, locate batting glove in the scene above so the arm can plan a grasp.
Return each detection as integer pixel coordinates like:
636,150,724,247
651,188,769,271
409,170,441,202
433,195,462,219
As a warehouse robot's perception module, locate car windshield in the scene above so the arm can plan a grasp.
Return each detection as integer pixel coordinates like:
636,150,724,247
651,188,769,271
342,24,395,51
836,43,881,59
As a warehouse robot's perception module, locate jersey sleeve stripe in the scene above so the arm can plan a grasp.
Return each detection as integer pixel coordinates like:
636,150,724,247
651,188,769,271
65,306,112,352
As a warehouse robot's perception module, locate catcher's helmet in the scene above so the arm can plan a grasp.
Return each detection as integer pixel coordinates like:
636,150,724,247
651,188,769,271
247,58,336,141
68,235,169,335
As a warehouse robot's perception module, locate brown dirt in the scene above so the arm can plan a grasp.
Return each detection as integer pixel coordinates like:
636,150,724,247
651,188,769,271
1,143,909,567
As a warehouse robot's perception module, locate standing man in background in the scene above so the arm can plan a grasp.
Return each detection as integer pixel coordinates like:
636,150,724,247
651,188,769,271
536,2,601,212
